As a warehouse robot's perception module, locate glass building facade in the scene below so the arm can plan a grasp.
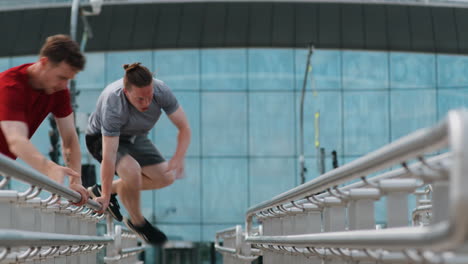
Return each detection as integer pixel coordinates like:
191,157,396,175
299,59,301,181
1,48,467,241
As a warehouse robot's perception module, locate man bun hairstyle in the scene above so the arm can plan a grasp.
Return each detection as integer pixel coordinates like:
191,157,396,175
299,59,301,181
39,34,85,71
123,63,153,90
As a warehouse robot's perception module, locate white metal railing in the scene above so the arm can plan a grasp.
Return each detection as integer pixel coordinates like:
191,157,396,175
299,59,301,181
0,152,144,263
216,109,468,264
215,225,261,263
0,229,111,262
104,217,146,264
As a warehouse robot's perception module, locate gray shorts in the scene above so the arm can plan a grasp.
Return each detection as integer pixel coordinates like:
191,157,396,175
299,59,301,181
86,134,165,167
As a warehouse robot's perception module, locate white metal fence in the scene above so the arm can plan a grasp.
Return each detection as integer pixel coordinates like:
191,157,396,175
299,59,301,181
216,109,468,264
0,153,145,263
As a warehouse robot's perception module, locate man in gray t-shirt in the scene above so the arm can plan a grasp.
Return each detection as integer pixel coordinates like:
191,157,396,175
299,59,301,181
85,63,191,245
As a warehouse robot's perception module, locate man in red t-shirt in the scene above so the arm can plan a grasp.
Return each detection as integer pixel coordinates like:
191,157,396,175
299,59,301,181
0,34,88,205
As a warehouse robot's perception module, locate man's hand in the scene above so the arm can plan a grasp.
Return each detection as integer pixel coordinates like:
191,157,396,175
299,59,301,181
69,184,89,206
94,195,110,214
168,157,185,179
46,162,80,184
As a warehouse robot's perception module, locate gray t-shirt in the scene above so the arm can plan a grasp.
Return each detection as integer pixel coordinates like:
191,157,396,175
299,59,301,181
87,78,179,137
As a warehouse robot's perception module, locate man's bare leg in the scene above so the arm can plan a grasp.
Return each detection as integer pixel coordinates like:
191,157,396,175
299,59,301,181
115,155,145,225
111,161,175,193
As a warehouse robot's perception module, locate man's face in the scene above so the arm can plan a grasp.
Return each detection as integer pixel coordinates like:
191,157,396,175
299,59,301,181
39,58,79,94
124,83,154,112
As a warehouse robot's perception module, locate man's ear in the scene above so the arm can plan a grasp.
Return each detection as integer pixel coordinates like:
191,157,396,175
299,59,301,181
38,57,49,68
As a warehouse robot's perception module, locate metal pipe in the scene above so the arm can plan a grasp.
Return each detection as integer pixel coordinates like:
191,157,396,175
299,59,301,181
247,223,450,250
59,246,72,255
15,247,33,260
25,187,42,200
214,245,236,254
27,247,40,258
216,226,238,237
258,154,447,216
120,246,146,255
412,205,432,216
39,246,55,258
0,153,102,211
246,117,448,233
0,248,9,262
246,110,468,252
299,44,314,185
0,229,113,247
0,176,9,189
70,0,80,41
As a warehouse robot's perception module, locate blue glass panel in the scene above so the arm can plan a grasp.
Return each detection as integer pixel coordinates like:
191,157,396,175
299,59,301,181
437,55,468,88
0,57,10,72
390,52,435,89
303,157,344,182
390,90,436,140
201,49,247,91
202,224,239,242
153,50,200,91
141,190,155,221
106,51,153,85
30,117,53,156
152,91,200,157
249,92,295,156
76,52,105,90
343,91,389,156
343,51,389,89
155,158,201,223
375,197,387,226
438,88,468,119
159,224,201,242
295,49,341,90
9,178,30,193
202,92,248,156
76,90,101,114
249,158,296,206
11,56,36,67
248,49,295,91
297,91,342,157
202,158,248,223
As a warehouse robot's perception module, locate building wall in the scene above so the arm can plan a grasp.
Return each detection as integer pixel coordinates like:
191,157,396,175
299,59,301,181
1,47,467,241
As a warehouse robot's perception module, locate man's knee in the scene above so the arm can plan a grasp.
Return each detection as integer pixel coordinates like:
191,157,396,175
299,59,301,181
117,159,142,189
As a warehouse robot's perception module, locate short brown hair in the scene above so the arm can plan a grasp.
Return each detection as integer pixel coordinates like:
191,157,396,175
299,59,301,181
123,63,153,90
39,34,85,71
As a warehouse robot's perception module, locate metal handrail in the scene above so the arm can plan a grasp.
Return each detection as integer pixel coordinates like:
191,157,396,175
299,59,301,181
120,246,146,255
245,109,468,252
0,154,102,211
246,118,447,228
0,229,113,247
259,153,449,216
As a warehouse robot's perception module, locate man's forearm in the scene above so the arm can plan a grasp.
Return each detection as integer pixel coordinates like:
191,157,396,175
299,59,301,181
9,137,55,176
62,137,82,185
100,159,115,198
173,127,191,160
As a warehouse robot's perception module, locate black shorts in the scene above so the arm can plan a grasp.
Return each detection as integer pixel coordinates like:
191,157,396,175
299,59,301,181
85,134,165,167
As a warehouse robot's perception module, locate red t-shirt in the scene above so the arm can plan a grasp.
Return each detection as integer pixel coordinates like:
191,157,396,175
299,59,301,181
0,63,73,159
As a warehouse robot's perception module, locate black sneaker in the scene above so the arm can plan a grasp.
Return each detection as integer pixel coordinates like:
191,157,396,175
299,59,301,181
88,184,123,222
124,218,167,246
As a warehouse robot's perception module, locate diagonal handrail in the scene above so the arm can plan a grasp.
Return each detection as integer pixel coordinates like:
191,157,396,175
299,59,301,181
0,154,102,211
246,109,468,252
